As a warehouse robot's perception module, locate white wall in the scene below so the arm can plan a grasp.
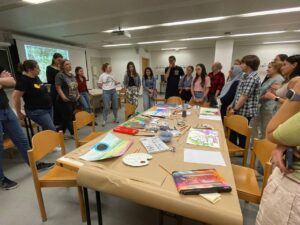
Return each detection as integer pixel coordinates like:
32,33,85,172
150,48,215,76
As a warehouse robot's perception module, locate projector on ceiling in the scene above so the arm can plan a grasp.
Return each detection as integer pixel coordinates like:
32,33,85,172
111,30,131,38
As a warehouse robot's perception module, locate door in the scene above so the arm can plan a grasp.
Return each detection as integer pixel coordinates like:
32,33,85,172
142,57,150,74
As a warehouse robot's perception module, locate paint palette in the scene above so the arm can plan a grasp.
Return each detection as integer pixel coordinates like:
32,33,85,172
123,153,153,167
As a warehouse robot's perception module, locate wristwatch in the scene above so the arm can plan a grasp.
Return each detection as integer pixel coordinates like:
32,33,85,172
274,96,280,102
286,89,300,101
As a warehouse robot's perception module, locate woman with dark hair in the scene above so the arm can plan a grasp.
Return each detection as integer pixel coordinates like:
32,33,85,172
142,67,156,110
98,63,120,127
264,55,300,106
274,54,288,63
75,66,92,113
179,65,194,103
123,61,141,107
191,64,211,103
13,60,55,131
55,59,79,138
46,53,63,126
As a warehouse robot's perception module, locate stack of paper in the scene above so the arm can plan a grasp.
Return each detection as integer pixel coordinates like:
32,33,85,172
199,107,221,121
80,133,133,161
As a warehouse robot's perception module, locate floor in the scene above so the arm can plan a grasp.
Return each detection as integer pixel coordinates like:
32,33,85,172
0,97,259,225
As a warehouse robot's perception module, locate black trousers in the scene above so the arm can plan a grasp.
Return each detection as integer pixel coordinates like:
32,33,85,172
208,93,218,108
180,90,192,103
57,99,76,135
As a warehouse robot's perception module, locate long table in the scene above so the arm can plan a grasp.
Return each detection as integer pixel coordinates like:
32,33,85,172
56,106,243,225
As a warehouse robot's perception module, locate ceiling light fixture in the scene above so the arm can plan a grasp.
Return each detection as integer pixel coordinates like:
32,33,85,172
161,16,228,27
137,40,172,45
240,6,300,17
103,25,154,33
229,31,286,37
103,43,133,47
22,0,52,4
179,36,223,41
161,47,187,51
263,40,300,44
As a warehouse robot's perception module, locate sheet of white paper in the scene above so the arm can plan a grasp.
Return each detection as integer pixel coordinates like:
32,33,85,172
184,149,226,166
199,115,221,121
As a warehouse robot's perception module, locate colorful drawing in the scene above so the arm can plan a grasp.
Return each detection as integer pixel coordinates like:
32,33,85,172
186,128,220,148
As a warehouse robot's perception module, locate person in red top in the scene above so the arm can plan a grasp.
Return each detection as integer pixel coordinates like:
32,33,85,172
75,66,92,113
207,62,225,107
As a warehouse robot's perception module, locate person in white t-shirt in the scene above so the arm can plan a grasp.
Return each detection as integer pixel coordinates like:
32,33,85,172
98,63,120,127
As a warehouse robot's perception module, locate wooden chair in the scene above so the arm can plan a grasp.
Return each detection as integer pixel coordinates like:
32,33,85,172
188,99,210,107
125,103,136,120
154,97,166,104
73,111,105,148
224,115,252,166
27,130,86,222
166,96,182,105
118,87,126,108
3,136,15,158
232,139,276,204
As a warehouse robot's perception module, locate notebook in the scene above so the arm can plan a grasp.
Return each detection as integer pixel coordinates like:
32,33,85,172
172,169,232,195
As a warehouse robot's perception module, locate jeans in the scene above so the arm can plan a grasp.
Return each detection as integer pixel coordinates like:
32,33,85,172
194,91,204,99
79,91,92,113
143,91,154,111
102,89,118,122
0,107,30,180
57,99,76,135
25,108,56,131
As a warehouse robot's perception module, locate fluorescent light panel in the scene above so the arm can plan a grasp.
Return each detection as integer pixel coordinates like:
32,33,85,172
22,0,52,3
230,31,286,37
103,43,133,47
104,25,154,33
180,36,223,41
137,40,171,45
161,16,228,26
161,47,187,51
263,40,300,44
240,6,300,17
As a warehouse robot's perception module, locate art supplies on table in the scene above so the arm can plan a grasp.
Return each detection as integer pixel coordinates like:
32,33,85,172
123,153,152,167
143,107,171,118
140,136,170,154
184,149,226,166
122,116,151,129
155,103,177,108
113,126,139,135
80,133,133,161
172,169,232,194
186,128,220,148
199,107,221,121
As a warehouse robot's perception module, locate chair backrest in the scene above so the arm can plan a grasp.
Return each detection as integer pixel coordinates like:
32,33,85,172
249,139,276,193
166,96,182,105
224,115,250,137
73,111,96,147
125,103,136,120
28,130,65,164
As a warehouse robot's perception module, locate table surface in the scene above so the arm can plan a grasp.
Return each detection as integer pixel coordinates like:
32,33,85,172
56,106,243,225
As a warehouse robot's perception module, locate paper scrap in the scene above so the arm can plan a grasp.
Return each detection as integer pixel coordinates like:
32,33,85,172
200,193,222,204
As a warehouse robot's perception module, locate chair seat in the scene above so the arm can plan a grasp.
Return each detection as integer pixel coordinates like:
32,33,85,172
78,131,104,146
40,166,78,187
226,139,244,155
232,164,261,204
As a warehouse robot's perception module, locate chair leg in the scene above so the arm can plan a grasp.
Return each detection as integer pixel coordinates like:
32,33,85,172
35,187,47,222
77,186,86,222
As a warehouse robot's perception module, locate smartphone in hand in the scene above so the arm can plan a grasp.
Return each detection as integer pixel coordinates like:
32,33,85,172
285,148,294,170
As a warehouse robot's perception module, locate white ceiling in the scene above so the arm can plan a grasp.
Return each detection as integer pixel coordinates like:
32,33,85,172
0,0,299,50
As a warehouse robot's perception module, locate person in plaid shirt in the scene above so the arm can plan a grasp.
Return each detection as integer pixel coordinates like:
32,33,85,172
228,55,261,147
208,62,225,107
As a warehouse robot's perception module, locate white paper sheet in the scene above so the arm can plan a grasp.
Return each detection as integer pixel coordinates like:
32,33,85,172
199,115,221,121
184,149,226,166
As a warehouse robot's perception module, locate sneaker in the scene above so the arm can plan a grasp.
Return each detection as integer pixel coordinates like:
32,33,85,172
36,162,55,172
0,177,19,190
64,134,74,140
114,118,119,123
102,121,106,127
54,146,61,152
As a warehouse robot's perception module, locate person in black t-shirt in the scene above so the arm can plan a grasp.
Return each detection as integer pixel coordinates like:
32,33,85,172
13,60,56,131
0,66,53,190
164,55,184,99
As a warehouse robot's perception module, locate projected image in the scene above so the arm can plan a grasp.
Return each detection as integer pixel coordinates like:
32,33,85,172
24,44,69,82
